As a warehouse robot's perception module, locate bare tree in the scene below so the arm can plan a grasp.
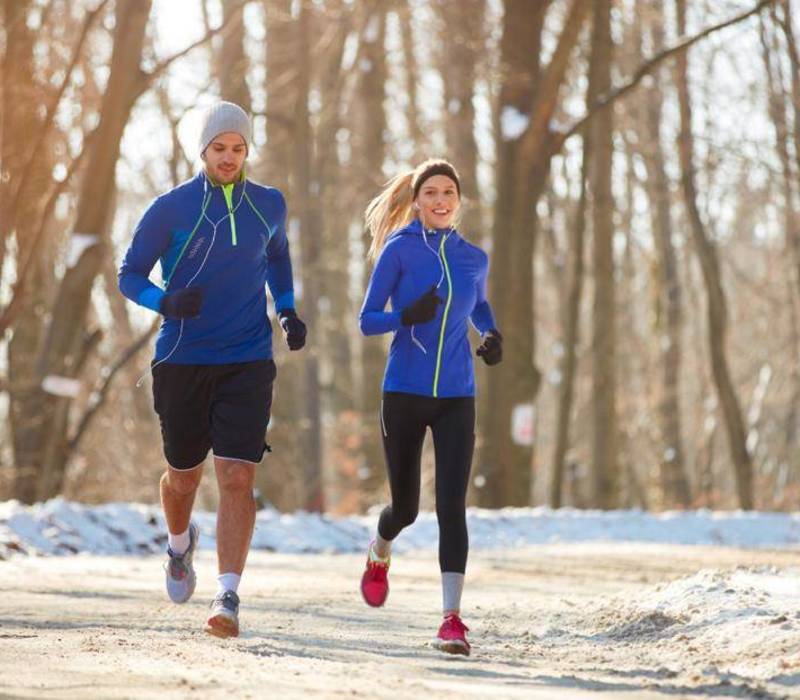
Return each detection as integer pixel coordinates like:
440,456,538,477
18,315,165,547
220,0,252,112
477,0,589,507
637,0,691,507
354,2,389,500
434,0,486,236
673,0,754,509
588,0,619,509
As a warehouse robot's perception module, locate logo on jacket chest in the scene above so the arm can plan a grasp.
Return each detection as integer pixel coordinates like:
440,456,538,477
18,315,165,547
187,236,206,259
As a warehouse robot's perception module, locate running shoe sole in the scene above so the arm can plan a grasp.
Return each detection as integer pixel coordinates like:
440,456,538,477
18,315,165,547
432,638,470,656
204,612,239,638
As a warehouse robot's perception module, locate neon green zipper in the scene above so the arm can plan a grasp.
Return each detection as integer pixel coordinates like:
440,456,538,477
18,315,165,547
432,235,453,397
221,183,237,246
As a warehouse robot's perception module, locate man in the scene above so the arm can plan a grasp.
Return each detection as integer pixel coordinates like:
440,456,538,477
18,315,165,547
118,101,306,638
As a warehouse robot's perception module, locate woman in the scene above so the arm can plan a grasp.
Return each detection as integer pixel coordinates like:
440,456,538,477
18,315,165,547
358,159,502,656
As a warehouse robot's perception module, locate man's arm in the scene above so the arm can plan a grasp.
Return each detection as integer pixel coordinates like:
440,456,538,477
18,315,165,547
263,190,295,314
118,197,171,312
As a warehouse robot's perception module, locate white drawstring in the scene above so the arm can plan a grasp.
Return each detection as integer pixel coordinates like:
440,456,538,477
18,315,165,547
409,225,451,354
136,178,247,387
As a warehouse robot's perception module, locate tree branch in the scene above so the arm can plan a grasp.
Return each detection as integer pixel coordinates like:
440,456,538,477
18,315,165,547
550,0,778,154
134,0,250,97
0,127,98,335
68,318,159,454
8,0,111,229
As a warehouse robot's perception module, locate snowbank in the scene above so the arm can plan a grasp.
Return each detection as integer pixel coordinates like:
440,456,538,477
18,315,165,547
1,499,799,558
574,566,800,693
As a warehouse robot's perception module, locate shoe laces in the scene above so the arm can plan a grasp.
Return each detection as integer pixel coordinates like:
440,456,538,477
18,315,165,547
442,614,468,634
166,550,189,580
366,559,388,580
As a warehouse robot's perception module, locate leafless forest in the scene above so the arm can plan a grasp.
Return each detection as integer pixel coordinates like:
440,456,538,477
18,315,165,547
1,0,799,515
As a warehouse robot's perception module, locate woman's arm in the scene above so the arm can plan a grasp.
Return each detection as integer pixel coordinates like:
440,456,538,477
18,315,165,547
470,251,497,335
359,242,403,335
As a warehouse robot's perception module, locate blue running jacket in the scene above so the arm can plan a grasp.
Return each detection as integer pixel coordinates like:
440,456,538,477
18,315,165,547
118,172,294,364
359,218,497,398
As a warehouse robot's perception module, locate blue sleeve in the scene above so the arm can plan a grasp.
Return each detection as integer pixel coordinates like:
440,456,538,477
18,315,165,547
470,252,497,335
118,197,169,313
264,191,295,313
359,242,403,336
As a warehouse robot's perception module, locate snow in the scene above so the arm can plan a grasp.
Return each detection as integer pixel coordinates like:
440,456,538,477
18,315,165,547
581,565,800,688
1,499,798,558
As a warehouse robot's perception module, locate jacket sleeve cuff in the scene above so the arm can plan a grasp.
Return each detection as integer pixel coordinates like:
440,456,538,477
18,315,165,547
388,310,403,331
139,287,166,313
274,290,295,314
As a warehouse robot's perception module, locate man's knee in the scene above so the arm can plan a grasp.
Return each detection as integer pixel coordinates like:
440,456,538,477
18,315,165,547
163,465,202,495
216,460,255,492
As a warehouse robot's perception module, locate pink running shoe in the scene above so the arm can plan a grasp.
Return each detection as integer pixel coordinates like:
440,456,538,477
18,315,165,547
433,614,471,656
360,541,390,607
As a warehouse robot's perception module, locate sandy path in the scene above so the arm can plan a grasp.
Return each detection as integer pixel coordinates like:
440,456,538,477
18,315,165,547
0,544,798,699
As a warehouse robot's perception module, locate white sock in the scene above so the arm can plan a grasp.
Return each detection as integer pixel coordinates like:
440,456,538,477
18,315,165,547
168,527,191,555
442,572,464,614
372,534,391,560
217,572,241,596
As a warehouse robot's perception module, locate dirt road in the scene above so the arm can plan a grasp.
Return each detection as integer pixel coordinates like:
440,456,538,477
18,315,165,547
1,544,798,699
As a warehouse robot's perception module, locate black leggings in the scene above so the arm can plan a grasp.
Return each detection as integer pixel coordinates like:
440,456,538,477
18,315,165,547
377,392,475,573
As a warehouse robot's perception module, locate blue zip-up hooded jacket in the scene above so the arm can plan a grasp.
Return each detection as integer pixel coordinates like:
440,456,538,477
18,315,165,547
359,218,497,398
118,172,294,364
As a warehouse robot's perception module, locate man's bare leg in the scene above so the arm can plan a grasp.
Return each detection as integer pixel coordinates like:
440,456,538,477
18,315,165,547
161,463,204,604
205,457,255,638
160,463,204,538
214,457,256,575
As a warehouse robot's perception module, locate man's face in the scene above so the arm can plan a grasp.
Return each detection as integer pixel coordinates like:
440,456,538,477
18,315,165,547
203,132,247,184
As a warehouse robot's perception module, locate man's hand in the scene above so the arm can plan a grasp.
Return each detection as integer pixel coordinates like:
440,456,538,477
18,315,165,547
476,329,502,366
279,309,307,351
160,287,203,319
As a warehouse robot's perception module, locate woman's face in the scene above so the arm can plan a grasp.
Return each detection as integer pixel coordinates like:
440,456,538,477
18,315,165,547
414,175,460,229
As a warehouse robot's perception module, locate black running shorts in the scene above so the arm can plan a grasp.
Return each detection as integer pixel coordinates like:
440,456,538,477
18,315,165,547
151,359,276,470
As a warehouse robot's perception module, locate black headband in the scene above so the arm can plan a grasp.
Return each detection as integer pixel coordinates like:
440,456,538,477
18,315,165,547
412,164,461,199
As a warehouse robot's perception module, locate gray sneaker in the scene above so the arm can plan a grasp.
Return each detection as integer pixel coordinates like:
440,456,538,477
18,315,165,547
164,522,199,604
204,590,240,638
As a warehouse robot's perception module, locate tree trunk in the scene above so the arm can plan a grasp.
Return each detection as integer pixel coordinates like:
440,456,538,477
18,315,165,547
292,0,324,512
355,4,389,502
16,0,152,503
589,0,619,509
477,0,588,507
639,0,690,508
3,0,58,502
550,141,589,508
219,0,251,112
257,0,305,510
673,0,753,509
398,0,425,161
435,0,486,236
317,0,354,416
772,1,800,460
476,1,547,507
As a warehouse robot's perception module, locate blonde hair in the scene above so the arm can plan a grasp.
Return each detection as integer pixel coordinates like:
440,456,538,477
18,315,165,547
364,159,461,261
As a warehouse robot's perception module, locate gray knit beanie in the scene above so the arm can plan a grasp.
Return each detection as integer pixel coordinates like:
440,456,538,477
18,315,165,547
198,101,251,156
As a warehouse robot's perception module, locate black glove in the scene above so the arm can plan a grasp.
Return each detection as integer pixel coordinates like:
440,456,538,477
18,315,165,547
160,287,203,319
400,285,442,326
476,329,502,366
279,309,306,351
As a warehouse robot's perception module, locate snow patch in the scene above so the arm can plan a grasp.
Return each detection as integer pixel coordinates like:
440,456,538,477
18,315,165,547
1,499,799,558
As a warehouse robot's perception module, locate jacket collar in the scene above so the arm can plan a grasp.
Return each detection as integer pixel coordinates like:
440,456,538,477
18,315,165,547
404,217,458,238
197,170,246,197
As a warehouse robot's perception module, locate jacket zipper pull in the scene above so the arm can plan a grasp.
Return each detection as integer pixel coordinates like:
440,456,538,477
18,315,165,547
222,183,237,246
